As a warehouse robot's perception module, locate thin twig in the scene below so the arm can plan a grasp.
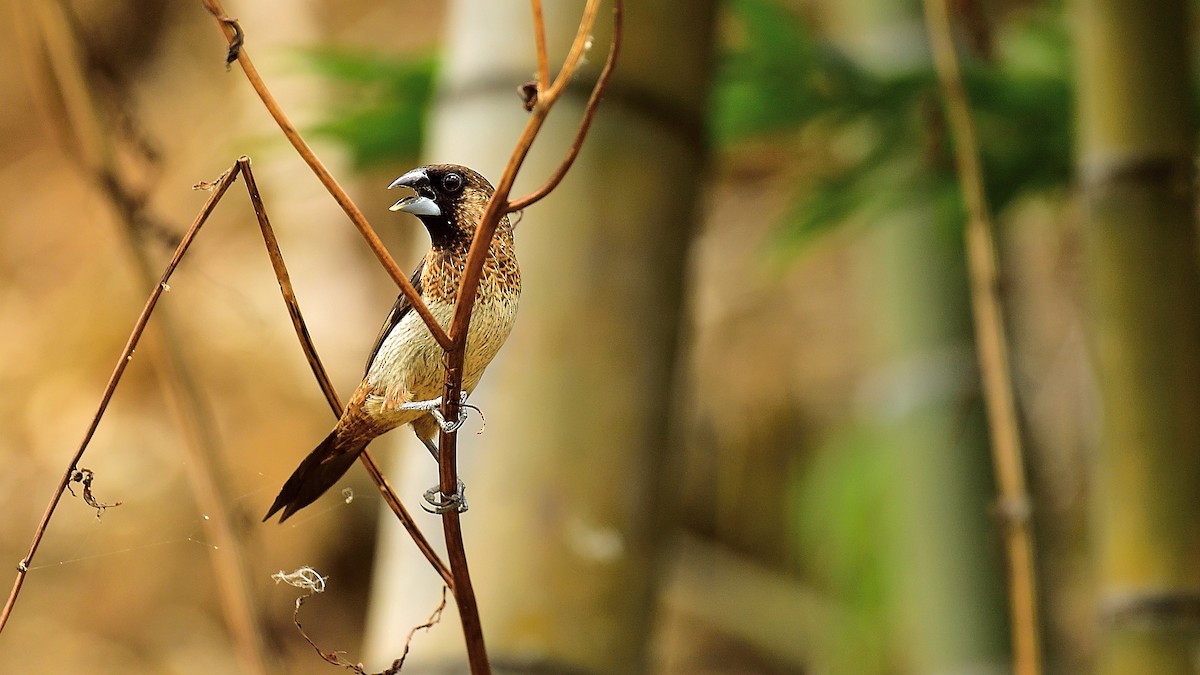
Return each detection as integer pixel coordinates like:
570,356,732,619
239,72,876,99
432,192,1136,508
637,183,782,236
277,565,447,675
382,585,449,674
530,0,550,91
544,0,603,100
200,0,452,351
242,155,340,409
920,1,1042,673
0,164,242,636
238,157,452,588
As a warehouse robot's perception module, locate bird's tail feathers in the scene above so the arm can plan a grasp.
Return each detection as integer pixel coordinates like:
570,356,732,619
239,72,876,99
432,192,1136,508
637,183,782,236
263,432,367,523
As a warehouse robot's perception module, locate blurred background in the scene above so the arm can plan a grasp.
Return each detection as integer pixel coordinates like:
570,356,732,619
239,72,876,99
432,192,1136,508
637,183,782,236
2,0,1198,673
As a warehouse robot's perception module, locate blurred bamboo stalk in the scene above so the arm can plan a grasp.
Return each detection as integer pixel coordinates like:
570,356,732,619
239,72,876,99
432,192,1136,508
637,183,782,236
1076,1,1200,673
920,1,1042,672
21,4,273,673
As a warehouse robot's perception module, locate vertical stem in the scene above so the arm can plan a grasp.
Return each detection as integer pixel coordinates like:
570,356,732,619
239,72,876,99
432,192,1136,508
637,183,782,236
437,346,488,673
145,313,273,675
429,4,615,672
920,1,1042,672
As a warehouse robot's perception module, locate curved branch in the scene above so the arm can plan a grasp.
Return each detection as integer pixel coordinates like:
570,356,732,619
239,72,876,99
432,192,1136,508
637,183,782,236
545,0,603,100
530,0,550,91
200,0,452,351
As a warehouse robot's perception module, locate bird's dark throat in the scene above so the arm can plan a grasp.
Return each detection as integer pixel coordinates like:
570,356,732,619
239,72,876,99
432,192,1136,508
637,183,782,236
419,214,471,253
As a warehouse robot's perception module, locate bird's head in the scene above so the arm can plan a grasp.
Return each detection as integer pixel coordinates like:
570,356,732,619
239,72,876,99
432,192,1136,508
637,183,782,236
388,164,495,250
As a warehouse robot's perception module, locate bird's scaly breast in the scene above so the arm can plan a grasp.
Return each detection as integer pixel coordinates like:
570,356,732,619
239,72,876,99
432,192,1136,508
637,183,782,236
364,292,518,423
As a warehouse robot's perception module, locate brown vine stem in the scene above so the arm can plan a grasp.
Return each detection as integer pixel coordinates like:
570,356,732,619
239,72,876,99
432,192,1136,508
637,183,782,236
237,157,452,588
200,0,452,351
920,0,1042,673
530,0,550,91
544,0,603,100
434,1,620,673
0,164,242,637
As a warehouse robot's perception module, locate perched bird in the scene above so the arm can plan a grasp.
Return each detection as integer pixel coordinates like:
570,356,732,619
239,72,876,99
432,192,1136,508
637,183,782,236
264,164,521,523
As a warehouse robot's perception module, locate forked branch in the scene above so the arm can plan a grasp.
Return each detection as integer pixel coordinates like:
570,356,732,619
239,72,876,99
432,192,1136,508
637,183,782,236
432,2,623,674
510,0,622,212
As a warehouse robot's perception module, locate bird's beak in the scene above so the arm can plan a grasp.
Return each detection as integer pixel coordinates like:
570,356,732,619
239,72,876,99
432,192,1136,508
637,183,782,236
388,168,441,216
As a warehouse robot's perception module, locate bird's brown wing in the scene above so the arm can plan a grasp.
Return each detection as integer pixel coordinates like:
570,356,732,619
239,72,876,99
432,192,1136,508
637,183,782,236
363,259,425,375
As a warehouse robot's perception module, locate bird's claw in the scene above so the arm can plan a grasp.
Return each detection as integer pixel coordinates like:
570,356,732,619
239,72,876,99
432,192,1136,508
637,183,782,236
400,392,472,433
429,404,468,434
422,480,468,514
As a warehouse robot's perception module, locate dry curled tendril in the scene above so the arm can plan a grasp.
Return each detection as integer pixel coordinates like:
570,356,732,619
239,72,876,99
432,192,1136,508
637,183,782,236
273,567,447,675
66,468,122,517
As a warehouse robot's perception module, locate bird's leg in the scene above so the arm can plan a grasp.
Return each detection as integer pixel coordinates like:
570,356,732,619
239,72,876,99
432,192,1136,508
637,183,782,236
422,479,468,514
418,435,440,461
410,409,470,514
398,391,472,433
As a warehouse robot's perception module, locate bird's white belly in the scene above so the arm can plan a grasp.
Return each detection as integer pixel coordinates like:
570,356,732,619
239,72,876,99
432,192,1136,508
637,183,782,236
363,295,517,422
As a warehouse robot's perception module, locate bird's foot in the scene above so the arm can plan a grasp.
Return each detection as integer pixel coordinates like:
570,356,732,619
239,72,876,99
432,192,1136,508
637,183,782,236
399,392,472,433
422,479,468,514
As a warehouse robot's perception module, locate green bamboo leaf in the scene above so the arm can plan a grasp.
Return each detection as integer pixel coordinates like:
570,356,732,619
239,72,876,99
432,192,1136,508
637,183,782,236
296,48,436,166
715,1,1073,253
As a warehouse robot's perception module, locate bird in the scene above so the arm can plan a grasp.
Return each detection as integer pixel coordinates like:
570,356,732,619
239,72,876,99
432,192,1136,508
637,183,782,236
263,164,521,523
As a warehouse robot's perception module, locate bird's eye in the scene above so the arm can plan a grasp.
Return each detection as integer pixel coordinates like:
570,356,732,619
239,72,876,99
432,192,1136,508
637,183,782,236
441,172,463,193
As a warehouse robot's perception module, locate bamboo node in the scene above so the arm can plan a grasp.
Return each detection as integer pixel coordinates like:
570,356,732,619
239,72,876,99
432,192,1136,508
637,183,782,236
990,495,1031,526
1102,590,1200,628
